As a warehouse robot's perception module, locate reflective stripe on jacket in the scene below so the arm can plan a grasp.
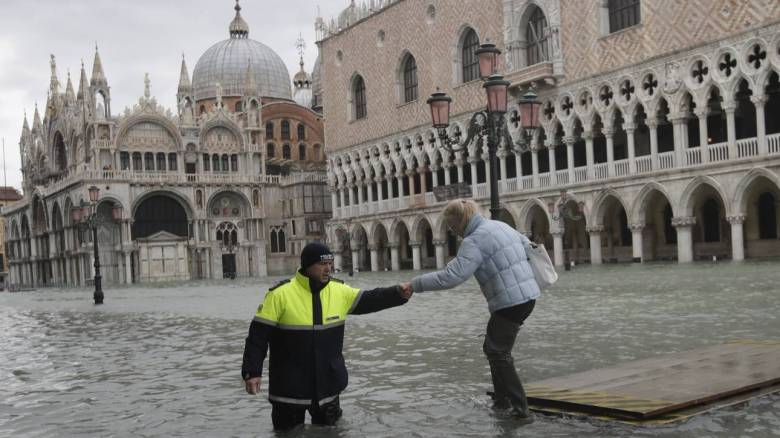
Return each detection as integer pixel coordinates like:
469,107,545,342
242,271,407,405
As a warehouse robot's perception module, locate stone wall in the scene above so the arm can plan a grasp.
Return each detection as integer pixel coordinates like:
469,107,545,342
319,0,504,152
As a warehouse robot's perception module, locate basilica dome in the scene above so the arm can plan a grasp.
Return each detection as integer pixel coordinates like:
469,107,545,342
192,2,292,102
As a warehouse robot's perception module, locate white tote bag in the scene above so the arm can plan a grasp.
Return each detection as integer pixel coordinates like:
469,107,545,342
526,243,558,289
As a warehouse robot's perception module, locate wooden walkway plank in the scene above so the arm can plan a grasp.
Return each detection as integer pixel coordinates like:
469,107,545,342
527,341,780,420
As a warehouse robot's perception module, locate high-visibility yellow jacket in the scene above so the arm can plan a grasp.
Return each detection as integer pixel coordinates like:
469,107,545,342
242,271,406,406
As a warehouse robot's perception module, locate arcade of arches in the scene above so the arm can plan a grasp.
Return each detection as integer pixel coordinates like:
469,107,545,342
330,173,780,271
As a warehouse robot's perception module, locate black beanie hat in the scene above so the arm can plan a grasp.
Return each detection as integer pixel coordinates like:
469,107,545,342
301,242,334,270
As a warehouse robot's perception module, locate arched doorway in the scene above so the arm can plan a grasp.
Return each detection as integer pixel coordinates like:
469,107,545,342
560,200,588,264
739,175,780,258
133,194,190,282
373,223,390,271
595,195,632,263
638,189,676,261
688,184,730,260
395,221,412,270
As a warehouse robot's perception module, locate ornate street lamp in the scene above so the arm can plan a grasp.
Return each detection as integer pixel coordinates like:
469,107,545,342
427,42,541,219
73,186,121,305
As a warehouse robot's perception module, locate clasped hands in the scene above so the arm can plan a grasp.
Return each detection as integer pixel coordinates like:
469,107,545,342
398,282,413,300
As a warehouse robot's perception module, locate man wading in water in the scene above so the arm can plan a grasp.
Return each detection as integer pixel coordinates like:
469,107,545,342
242,242,413,432
403,199,540,424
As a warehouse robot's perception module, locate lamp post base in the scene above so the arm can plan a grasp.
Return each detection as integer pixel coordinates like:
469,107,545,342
93,275,104,305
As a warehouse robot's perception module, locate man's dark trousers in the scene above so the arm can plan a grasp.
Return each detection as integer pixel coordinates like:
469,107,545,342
271,396,343,431
483,300,535,414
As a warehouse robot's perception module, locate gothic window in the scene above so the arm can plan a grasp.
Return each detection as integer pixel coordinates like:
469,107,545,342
168,153,177,171
230,154,238,172
353,75,367,120
267,143,276,158
525,7,549,66
212,153,220,172
199,105,206,115
144,152,155,171
297,123,306,140
266,122,274,139
120,152,130,170
156,152,166,171
203,154,210,171
281,120,291,140
299,144,306,161
221,154,229,171
461,28,480,83
132,152,142,171
402,54,418,103
609,0,640,33
270,229,279,253
270,227,287,253
283,144,291,160
252,189,260,207
278,229,286,253
235,101,243,112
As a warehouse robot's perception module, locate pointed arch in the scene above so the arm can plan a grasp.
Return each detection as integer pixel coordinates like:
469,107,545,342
631,181,674,224
518,198,551,233
590,189,630,227
678,176,730,217
731,167,780,213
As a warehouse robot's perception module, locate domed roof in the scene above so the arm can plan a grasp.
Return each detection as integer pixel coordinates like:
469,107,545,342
192,1,292,102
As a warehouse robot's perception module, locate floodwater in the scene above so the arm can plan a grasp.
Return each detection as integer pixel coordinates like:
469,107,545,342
1,261,779,437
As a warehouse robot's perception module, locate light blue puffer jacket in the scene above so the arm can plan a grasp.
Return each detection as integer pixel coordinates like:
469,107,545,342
411,214,540,313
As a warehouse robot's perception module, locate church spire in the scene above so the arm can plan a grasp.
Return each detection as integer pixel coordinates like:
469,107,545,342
32,104,42,134
65,70,76,103
21,111,30,137
91,43,108,87
77,59,89,100
244,60,258,96
49,54,60,94
178,54,191,93
229,0,249,39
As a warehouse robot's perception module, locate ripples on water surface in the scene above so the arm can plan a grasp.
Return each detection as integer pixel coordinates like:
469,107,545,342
1,261,779,437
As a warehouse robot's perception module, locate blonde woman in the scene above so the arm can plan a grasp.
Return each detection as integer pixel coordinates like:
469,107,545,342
406,199,539,424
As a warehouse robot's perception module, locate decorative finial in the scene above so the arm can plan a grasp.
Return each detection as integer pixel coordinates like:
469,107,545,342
144,73,150,98
296,33,306,69
235,0,241,12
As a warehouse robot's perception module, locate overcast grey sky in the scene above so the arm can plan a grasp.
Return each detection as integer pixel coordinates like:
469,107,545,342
0,0,346,190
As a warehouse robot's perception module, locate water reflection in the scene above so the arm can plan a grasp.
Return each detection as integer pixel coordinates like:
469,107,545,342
1,261,779,437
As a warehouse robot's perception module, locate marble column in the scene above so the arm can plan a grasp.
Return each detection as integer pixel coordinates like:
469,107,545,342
604,130,615,177
548,144,557,184
531,147,540,187
431,165,439,188
122,251,131,284
725,104,737,159
646,118,659,169
389,243,400,271
564,136,575,183
672,217,696,263
443,164,452,185
587,226,604,265
695,109,709,163
552,231,564,267
433,240,446,269
624,123,636,174
727,214,746,261
630,223,644,263
469,158,478,185
411,243,422,270
369,244,379,272
752,96,768,156
351,246,361,272
584,131,595,180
